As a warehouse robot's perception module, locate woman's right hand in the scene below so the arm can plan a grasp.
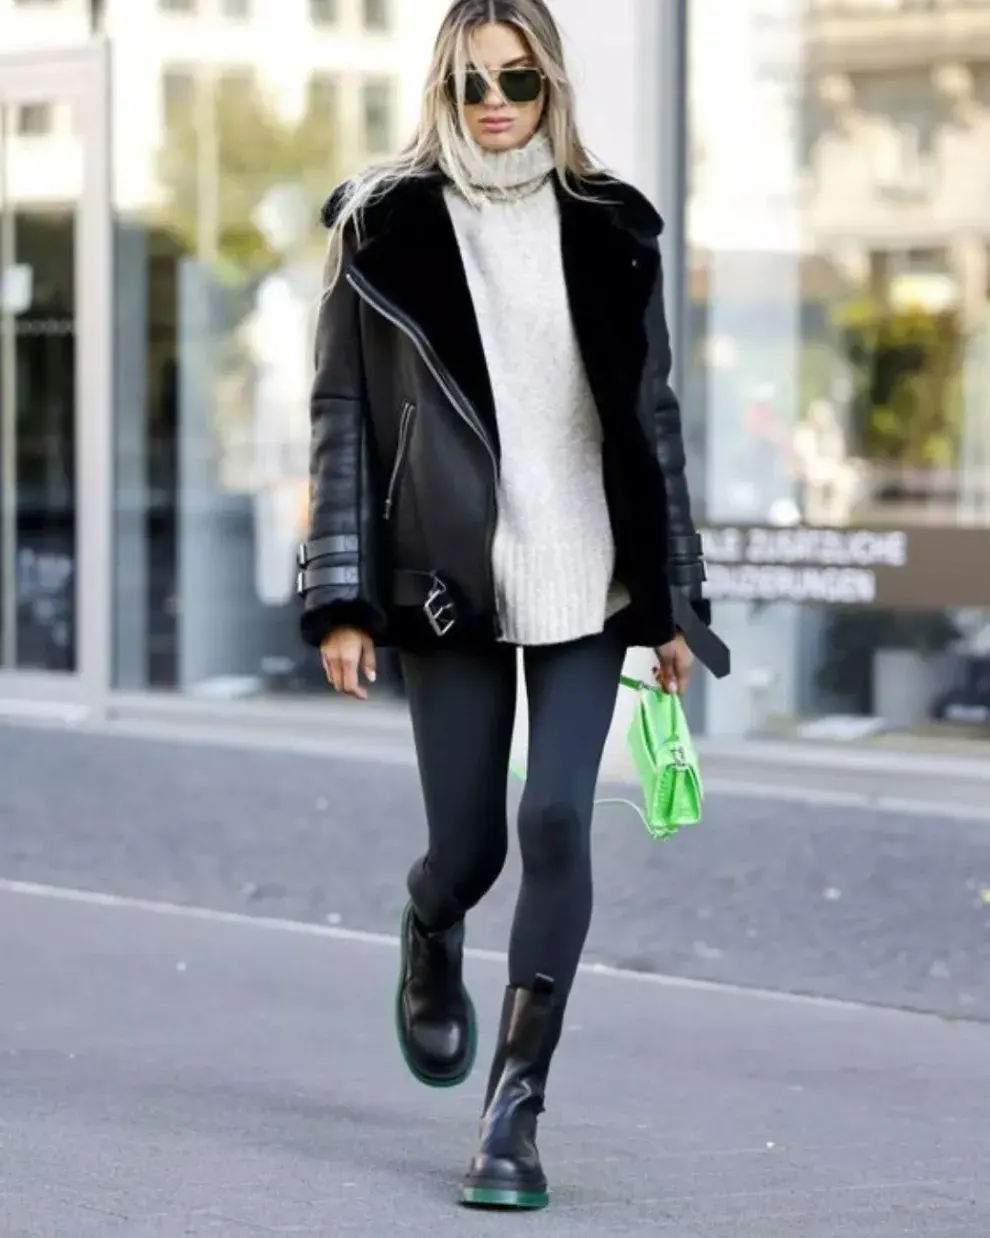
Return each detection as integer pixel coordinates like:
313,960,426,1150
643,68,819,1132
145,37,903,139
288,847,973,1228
320,627,377,700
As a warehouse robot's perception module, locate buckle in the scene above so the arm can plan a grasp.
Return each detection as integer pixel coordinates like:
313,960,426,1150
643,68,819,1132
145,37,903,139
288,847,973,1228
296,543,308,568
423,577,456,638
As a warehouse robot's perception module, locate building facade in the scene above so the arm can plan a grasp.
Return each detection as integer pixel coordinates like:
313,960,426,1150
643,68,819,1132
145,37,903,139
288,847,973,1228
2,0,989,747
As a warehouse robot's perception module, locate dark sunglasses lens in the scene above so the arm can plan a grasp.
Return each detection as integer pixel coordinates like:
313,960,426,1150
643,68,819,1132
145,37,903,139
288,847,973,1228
462,71,488,105
500,68,543,103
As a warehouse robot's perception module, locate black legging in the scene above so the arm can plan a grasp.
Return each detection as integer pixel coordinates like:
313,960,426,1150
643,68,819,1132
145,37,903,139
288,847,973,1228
401,621,626,1001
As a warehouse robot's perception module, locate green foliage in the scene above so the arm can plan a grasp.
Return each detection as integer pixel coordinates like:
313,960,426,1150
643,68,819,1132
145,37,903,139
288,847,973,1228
832,295,962,467
157,76,339,275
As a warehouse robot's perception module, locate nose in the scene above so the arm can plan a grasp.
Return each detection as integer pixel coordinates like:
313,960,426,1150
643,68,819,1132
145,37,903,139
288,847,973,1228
483,78,506,108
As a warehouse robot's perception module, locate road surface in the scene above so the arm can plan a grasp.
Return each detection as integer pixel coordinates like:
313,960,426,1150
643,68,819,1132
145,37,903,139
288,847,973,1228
0,718,988,1235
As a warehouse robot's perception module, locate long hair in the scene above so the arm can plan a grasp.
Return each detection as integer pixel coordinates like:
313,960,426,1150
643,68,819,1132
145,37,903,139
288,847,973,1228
323,0,601,291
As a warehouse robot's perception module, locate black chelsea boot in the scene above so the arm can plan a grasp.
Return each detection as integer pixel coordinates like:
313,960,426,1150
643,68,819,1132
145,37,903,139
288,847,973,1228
394,901,477,1087
459,973,565,1210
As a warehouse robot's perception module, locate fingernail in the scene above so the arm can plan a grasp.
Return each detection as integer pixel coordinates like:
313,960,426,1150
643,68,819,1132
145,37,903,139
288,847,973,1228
367,671,376,683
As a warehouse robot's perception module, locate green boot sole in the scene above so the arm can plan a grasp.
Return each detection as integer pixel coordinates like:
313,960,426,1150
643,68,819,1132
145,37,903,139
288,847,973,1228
459,1184,549,1210
394,903,477,1088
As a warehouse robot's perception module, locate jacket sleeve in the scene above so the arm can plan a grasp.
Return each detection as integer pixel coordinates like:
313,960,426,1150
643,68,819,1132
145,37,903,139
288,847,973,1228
646,243,712,628
297,239,385,649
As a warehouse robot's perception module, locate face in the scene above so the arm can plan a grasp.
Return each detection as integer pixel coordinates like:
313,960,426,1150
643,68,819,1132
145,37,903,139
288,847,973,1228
460,22,545,151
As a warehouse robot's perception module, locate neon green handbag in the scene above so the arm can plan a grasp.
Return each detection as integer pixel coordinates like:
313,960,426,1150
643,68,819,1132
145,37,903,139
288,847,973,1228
510,674,703,840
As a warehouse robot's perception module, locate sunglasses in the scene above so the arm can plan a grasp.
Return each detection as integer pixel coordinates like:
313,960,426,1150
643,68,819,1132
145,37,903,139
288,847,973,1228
448,66,546,106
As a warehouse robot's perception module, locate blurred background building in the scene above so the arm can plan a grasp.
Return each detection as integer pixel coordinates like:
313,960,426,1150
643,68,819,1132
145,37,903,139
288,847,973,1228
1,0,989,749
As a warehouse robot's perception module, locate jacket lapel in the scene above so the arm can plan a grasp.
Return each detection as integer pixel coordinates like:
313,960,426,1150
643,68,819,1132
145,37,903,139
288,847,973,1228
554,177,660,441
347,176,499,451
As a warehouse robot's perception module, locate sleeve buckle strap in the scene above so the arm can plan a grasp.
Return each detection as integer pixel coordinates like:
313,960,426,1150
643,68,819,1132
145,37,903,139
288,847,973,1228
296,534,360,568
296,564,360,597
668,532,704,562
424,576,457,638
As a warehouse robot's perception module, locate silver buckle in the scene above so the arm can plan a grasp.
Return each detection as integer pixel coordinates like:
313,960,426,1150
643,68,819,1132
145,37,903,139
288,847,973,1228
424,577,456,638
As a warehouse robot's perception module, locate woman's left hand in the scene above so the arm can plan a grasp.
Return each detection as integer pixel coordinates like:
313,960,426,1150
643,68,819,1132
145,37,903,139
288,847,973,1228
653,633,694,695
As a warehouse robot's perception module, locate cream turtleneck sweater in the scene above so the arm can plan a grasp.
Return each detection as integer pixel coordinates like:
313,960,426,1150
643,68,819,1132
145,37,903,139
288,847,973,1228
442,133,629,646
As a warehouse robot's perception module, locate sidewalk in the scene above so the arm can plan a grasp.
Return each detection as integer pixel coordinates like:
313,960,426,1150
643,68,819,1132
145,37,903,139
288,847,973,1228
49,687,990,818
1,884,988,1237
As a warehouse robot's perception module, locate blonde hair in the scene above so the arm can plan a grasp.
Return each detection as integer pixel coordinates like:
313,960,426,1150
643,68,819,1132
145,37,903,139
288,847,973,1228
324,0,601,290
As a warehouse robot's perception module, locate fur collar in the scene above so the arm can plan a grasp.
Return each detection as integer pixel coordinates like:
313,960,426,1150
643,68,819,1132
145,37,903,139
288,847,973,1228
321,168,664,244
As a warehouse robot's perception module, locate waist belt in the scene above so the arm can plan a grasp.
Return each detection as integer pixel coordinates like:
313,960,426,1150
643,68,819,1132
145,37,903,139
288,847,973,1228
393,570,458,638
393,570,730,676
672,588,731,679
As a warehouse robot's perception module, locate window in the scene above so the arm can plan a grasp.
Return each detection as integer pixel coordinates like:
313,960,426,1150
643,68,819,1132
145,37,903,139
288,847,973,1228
307,73,340,120
162,68,196,129
361,0,391,30
16,103,54,137
309,0,338,25
361,78,394,154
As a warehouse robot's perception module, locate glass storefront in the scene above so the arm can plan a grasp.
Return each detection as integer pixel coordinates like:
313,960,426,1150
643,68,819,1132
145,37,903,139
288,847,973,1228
5,0,990,747
0,38,112,708
687,0,990,742
0,99,78,675
107,0,441,700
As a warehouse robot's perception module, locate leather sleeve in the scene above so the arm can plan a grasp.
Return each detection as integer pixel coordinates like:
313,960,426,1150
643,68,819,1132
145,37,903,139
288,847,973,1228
297,240,385,649
646,242,712,628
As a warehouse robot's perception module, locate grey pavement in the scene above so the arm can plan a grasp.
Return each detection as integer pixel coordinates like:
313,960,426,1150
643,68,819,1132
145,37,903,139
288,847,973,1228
1,887,988,1237
1,720,989,1020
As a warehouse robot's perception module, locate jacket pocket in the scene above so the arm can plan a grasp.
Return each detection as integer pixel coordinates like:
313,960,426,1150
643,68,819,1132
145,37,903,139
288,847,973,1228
383,401,416,522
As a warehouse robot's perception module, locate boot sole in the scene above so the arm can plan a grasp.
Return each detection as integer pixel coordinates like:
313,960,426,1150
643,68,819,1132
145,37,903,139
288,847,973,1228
459,1185,549,1210
394,903,477,1089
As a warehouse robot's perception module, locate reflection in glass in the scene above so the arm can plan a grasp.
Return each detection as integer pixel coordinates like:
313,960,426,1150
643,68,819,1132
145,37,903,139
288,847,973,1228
109,6,429,697
688,0,990,740
689,0,990,533
114,35,377,695
0,101,78,673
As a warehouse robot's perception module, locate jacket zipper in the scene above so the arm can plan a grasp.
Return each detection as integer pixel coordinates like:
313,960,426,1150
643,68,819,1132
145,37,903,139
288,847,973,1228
383,400,415,521
346,268,503,636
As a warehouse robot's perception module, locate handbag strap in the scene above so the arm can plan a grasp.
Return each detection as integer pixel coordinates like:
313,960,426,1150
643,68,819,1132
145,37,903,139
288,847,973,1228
509,676,650,818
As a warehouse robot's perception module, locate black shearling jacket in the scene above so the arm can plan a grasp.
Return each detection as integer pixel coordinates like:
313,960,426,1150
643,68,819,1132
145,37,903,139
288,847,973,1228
298,169,729,677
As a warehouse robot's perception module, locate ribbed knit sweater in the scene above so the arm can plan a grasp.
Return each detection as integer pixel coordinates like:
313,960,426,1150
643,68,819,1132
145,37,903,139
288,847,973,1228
443,133,630,646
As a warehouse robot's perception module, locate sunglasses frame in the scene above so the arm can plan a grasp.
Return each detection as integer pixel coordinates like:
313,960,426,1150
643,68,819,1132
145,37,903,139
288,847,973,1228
447,65,547,106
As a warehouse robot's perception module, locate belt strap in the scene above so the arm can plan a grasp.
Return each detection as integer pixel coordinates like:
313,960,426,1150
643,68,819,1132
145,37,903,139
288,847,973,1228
392,570,437,609
393,570,457,637
672,589,731,679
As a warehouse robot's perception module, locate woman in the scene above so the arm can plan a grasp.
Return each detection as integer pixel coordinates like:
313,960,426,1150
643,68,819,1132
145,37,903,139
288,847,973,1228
298,0,726,1211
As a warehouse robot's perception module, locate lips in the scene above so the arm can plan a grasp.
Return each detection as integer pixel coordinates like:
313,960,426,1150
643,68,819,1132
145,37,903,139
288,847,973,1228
481,117,513,130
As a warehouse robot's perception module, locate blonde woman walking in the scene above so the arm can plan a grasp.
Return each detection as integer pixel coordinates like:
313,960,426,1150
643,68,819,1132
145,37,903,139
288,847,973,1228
298,0,724,1210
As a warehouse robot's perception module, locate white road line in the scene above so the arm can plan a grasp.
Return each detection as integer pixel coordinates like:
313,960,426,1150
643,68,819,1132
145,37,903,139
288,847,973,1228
0,876,949,1023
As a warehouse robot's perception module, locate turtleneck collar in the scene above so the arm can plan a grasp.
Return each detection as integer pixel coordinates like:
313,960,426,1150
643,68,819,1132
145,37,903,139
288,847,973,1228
443,130,555,201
